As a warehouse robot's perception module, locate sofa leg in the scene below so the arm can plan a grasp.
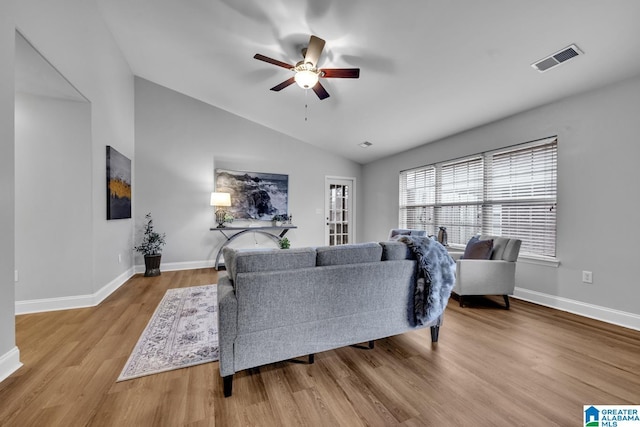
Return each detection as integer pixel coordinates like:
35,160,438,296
503,295,510,310
223,375,233,397
309,354,315,364
351,341,375,350
430,325,440,342
459,295,464,307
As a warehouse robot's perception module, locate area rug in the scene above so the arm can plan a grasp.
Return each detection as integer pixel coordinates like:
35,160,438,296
117,284,218,381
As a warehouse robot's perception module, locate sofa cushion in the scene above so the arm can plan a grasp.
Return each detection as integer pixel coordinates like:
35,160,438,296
316,242,383,266
388,229,426,240
224,247,317,283
380,241,416,261
462,236,494,259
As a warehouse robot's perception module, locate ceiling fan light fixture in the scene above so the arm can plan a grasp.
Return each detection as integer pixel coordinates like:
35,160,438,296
294,69,319,89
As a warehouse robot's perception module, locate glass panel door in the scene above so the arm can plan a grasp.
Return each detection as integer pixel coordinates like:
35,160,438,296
326,178,354,245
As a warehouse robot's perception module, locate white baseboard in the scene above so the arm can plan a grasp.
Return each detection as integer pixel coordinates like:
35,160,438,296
15,267,135,315
134,260,214,274
0,347,22,383
514,287,640,331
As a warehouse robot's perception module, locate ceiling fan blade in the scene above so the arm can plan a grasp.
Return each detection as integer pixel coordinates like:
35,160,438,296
321,68,360,78
254,54,294,70
304,35,325,67
270,77,296,91
312,81,330,100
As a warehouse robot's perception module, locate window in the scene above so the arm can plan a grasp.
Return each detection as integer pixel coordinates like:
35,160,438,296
399,137,557,258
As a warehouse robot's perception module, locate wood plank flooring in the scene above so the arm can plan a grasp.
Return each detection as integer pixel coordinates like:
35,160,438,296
1,268,639,426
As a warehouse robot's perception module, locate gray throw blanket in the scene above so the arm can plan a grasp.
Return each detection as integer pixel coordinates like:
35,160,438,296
399,236,456,325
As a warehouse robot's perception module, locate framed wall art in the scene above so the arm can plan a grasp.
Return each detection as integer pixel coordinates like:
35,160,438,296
106,146,132,220
215,168,288,220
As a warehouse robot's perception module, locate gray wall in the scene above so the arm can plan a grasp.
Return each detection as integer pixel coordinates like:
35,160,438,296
363,74,640,319
134,78,363,268
15,93,92,301
13,0,135,299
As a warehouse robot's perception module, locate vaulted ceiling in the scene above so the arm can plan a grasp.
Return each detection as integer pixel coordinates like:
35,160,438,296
95,0,640,164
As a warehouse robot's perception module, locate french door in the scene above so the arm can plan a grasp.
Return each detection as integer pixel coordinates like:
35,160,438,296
325,177,355,246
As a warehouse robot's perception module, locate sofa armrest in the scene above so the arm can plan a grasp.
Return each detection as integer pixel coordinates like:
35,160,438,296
217,277,237,377
454,259,516,295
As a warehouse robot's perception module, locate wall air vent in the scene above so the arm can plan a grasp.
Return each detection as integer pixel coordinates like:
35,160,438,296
531,44,583,72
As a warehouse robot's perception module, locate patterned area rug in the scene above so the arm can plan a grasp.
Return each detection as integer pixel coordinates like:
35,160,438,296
117,284,218,381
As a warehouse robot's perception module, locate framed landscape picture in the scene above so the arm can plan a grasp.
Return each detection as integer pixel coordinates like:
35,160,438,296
215,168,288,220
106,146,132,220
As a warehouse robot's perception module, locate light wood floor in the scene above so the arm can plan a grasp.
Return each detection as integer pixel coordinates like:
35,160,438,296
1,269,639,426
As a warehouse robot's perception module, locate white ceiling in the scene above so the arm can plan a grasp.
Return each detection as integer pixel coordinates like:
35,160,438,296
95,0,640,164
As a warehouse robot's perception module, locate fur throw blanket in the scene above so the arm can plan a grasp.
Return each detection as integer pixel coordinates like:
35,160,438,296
399,236,456,325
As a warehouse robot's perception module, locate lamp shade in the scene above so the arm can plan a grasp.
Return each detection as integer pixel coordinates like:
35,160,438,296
294,69,319,89
210,192,231,207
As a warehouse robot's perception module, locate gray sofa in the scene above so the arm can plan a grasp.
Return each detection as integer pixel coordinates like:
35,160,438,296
217,241,445,397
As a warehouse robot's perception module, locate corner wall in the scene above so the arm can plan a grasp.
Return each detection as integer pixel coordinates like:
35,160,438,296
363,75,640,329
134,78,363,267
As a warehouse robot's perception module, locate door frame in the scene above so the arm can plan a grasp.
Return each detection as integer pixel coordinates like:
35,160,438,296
325,176,357,246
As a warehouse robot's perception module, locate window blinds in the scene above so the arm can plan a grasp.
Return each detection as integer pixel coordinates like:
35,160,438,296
484,138,557,257
399,137,558,258
399,166,435,234
437,156,483,244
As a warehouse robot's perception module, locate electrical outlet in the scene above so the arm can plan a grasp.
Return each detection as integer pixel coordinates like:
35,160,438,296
118,253,122,263
14,270,18,282
582,270,593,284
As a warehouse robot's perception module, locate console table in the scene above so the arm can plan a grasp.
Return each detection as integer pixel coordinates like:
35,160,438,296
210,225,297,270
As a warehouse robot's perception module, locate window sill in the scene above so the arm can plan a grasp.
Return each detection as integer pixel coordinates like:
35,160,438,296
517,255,560,268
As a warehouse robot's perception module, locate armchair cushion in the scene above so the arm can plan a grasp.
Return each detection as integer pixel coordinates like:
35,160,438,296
462,236,494,259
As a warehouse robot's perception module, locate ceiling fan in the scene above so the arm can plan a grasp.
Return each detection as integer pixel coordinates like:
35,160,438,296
253,35,360,100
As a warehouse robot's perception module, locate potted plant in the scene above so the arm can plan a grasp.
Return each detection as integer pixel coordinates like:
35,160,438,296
279,237,291,249
272,214,288,227
134,212,166,277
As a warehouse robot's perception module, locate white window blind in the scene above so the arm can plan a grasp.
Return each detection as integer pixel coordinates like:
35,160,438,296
399,137,558,259
484,138,557,257
437,156,483,244
399,166,436,233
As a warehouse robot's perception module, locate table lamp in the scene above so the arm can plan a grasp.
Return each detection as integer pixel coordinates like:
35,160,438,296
210,192,231,228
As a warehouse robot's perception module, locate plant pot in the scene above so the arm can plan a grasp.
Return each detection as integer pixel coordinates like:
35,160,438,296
144,254,162,277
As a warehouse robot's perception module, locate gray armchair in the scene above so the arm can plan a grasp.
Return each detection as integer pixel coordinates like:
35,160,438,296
450,235,521,309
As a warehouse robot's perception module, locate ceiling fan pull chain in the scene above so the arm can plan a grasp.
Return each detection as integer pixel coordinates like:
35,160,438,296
305,89,309,122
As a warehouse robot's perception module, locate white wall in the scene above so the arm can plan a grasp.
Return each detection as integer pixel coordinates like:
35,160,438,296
0,0,19,381
15,93,92,301
363,75,640,327
134,78,363,268
1,0,135,379
12,0,135,303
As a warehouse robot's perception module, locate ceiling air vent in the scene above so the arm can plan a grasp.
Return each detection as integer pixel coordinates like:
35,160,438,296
358,141,373,148
531,44,583,72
